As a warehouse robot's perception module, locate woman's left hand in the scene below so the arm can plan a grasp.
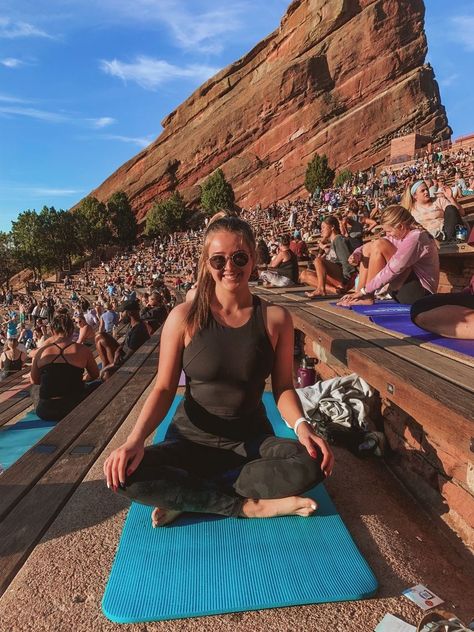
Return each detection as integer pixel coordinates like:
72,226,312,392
296,422,334,477
336,290,364,305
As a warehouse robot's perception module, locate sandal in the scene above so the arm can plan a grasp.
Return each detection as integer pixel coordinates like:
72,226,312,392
417,610,473,632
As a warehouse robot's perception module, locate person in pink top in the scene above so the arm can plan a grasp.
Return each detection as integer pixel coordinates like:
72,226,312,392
337,205,439,306
411,275,474,339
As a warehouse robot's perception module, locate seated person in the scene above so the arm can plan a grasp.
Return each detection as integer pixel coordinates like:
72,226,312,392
97,299,150,380
99,303,118,335
0,336,27,381
140,291,168,335
104,215,333,527
300,217,355,297
290,231,310,261
76,313,96,347
401,180,465,241
30,312,100,421
259,234,299,287
338,205,439,306
411,275,474,339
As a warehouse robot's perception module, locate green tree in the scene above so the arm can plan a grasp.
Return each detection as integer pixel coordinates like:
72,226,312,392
304,154,335,194
76,196,112,254
39,206,82,271
107,191,137,248
334,169,353,188
0,231,20,291
200,168,235,215
144,192,187,237
10,210,47,279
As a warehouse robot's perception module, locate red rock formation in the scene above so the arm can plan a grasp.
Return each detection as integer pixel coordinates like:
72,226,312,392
83,0,450,221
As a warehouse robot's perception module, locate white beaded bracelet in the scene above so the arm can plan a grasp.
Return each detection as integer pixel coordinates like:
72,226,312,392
293,417,310,436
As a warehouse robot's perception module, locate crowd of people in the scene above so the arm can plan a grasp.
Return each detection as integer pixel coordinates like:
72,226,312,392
0,142,473,546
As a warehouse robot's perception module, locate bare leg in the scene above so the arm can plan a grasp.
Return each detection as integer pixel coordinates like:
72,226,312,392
365,238,396,285
415,306,474,339
242,496,318,518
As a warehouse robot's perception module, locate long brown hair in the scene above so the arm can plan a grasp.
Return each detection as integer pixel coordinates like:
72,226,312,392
185,215,256,335
380,205,419,228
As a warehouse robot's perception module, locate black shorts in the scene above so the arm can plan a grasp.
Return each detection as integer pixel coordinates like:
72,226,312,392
411,292,474,322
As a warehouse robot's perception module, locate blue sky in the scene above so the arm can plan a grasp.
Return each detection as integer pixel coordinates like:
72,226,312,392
0,1,473,233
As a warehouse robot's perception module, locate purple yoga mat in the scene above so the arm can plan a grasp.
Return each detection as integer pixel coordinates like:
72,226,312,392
370,313,474,358
350,302,411,316
333,302,474,358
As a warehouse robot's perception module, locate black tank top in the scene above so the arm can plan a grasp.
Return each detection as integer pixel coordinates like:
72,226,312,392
2,352,23,375
182,295,274,419
39,343,85,400
277,250,299,282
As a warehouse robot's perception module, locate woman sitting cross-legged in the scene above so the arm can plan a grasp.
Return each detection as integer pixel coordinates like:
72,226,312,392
104,215,333,527
337,205,439,307
259,234,299,287
411,275,474,339
300,216,355,298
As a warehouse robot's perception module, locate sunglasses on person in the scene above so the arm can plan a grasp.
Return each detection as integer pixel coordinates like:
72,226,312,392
208,250,250,270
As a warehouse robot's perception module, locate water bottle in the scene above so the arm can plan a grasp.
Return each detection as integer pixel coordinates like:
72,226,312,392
455,225,468,242
297,356,316,387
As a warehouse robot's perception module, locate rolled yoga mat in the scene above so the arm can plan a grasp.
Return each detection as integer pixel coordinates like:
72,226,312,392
102,393,378,623
0,412,56,471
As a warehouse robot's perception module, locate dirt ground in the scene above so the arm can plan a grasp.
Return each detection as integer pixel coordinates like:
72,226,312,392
0,386,473,632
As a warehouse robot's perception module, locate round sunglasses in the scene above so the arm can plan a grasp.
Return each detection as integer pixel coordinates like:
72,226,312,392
208,250,250,270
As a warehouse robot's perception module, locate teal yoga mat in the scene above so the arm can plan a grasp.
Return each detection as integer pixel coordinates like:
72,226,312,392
102,393,377,623
0,412,56,471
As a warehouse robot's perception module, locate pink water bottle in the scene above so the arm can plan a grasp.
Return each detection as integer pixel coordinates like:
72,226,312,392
297,356,316,387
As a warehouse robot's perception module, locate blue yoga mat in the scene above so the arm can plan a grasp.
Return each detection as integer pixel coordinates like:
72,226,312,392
351,302,411,316
0,412,56,471
102,393,377,623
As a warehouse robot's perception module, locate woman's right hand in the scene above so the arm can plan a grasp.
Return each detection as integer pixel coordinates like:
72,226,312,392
103,438,144,492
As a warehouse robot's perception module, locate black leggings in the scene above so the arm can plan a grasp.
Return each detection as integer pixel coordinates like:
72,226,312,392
391,272,431,305
120,433,325,517
443,205,463,241
411,291,474,322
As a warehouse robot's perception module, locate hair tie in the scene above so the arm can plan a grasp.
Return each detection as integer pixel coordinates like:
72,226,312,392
410,180,424,197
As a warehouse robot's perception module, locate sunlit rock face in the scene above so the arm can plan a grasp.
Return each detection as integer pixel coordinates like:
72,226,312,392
82,0,450,220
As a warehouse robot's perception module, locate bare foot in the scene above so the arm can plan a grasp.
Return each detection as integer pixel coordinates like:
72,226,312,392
151,507,183,528
305,288,325,298
242,496,318,518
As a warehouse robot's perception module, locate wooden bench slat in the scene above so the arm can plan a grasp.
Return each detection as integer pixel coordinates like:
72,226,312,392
0,347,158,598
0,334,159,522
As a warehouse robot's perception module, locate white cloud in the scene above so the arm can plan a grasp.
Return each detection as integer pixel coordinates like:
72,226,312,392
87,116,116,128
1,57,24,68
0,104,118,129
102,134,154,148
100,55,219,90
450,16,474,52
0,17,52,39
0,93,30,103
439,73,459,87
29,187,83,196
0,105,67,122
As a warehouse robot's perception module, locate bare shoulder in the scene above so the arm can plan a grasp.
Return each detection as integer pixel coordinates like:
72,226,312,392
265,303,291,326
261,302,292,341
164,302,191,330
